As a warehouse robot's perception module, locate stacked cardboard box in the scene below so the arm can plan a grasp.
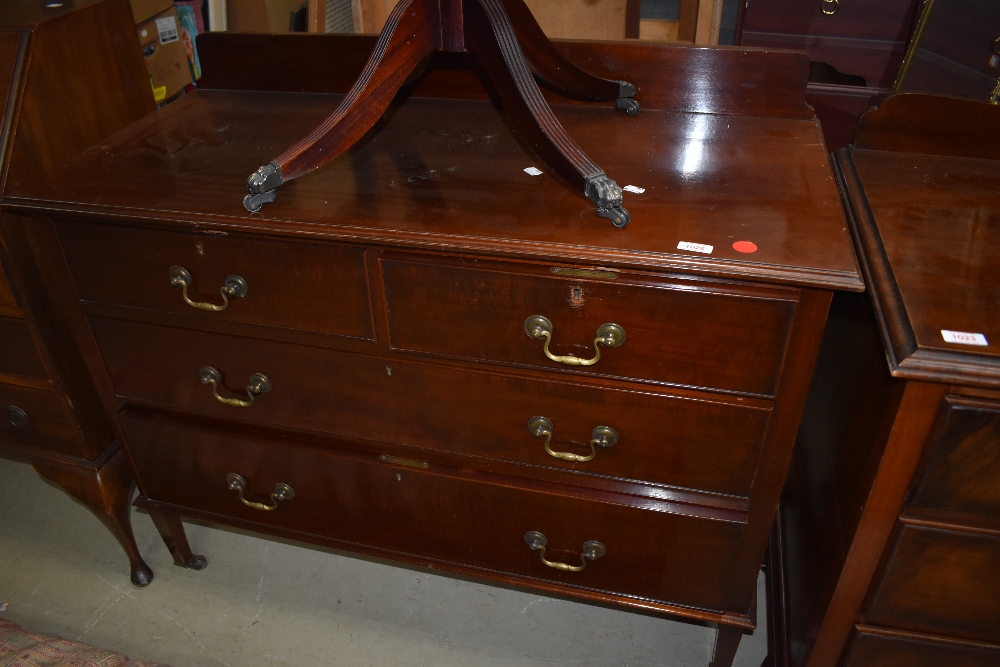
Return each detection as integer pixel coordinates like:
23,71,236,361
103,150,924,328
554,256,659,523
131,0,192,102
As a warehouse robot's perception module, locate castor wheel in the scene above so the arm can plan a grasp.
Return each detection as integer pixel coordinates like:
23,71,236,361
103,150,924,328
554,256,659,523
182,554,208,570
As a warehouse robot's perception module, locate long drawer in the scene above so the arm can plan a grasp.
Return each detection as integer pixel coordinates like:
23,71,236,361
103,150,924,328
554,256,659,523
0,382,83,456
843,626,1000,667
382,255,797,397
865,523,1000,643
57,219,374,340
121,408,746,612
93,317,771,498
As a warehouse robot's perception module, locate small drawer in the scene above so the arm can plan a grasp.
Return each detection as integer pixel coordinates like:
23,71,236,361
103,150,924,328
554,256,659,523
121,408,746,612
912,396,1000,521
844,626,1000,667
0,383,84,456
865,523,1000,643
382,256,797,397
741,0,915,41
93,318,772,498
57,219,374,340
0,317,49,385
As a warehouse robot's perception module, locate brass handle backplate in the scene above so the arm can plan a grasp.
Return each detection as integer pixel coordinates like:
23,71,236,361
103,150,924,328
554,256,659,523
821,0,839,15
226,473,294,511
4,405,30,431
523,531,605,572
170,265,248,312
524,316,625,367
527,416,618,463
200,366,271,407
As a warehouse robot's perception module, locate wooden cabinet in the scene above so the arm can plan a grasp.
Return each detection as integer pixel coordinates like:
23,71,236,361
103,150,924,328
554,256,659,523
1,33,862,666
0,0,155,585
777,94,1000,666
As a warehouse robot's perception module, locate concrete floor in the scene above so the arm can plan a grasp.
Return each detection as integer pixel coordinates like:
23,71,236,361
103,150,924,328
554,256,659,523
0,456,768,667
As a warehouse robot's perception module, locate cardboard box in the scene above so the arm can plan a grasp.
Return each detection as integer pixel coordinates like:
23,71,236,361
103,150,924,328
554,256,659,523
137,8,192,101
129,0,174,24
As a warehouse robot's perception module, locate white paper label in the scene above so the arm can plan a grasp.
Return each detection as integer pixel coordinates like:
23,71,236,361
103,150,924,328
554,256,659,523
677,241,713,254
523,167,543,176
941,330,988,346
156,16,179,44
623,185,645,194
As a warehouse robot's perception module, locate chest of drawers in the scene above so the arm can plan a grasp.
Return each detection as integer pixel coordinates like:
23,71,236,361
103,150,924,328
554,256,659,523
1,33,862,666
777,94,1000,667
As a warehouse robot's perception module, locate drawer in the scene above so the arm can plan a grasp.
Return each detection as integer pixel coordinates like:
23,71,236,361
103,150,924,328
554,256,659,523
912,396,1000,521
844,626,1000,667
741,0,916,42
382,256,797,397
93,318,771,498
121,408,746,612
865,523,1000,643
57,220,374,340
0,317,49,385
0,383,84,456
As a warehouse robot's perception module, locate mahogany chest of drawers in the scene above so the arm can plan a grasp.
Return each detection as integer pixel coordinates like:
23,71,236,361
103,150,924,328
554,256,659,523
778,94,1000,667
2,33,862,666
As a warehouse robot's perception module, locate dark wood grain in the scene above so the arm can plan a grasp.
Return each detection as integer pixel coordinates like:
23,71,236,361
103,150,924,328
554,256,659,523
843,626,1000,667
0,383,81,455
0,263,20,318
865,523,1000,643
90,316,772,500
122,406,747,614
0,316,50,385
383,254,797,397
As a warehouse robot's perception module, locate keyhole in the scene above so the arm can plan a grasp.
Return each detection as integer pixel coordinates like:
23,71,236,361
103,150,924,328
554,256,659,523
569,286,585,307
195,241,205,255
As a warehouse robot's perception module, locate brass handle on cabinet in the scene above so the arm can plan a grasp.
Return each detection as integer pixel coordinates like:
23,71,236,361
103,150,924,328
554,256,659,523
523,531,606,572
524,316,625,367
170,266,248,312
821,0,838,15
200,366,271,407
527,416,618,463
226,473,294,511
4,405,30,431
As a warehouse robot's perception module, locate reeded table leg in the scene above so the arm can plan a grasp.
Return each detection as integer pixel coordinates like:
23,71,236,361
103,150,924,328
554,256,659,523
32,447,154,587
149,508,208,571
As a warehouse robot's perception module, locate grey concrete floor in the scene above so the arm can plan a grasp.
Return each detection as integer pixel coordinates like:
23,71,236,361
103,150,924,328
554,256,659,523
0,456,768,667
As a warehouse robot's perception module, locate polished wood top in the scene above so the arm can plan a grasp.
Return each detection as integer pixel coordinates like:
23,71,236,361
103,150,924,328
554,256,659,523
837,94,1000,387
3,36,862,292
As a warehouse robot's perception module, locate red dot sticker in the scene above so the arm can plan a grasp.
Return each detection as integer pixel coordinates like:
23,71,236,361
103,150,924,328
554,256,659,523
733,241,758,254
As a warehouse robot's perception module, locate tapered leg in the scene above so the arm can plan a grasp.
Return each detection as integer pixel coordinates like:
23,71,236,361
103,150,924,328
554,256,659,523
712,625,745,667
148,508,207,570
244,0,440,212
464,0,630,227
497,0,639,113
32,448,154,587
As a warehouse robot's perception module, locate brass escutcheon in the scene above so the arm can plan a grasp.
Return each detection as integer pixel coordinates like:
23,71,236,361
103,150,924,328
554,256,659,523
523,531,605,572
524,316,625,367
226,473,294,511
200,366,271,408
821,0,839,15
527,416,618,463
170,265,248,312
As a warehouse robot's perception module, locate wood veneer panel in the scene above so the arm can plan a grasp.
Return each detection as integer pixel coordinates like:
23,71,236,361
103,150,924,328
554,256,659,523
844,626,1000,667
0,316,48,384
0,383,83,456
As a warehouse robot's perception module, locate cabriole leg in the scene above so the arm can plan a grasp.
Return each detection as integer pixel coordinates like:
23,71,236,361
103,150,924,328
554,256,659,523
148,508,207,571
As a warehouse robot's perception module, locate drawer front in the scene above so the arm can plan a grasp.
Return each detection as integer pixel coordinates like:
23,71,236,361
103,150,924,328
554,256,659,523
741,0,916,42
0,317,49,384
865,524,1000,643
57,220,374,340
382,257,796,397
121,408,745,612
0,383,83,456
844,627,1000,667
93,318,771,497
912,396,1000,521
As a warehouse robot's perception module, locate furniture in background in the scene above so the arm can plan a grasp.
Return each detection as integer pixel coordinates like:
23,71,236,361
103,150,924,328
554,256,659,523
0,618,167,667
1,32,861,667
0,0,156,586
738,0,920,150
775,93,1000,666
